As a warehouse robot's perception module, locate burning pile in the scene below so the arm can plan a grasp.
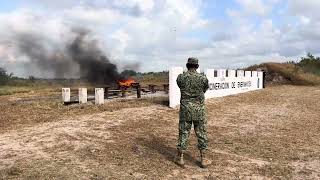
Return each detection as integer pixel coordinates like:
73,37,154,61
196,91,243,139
118,78,136,88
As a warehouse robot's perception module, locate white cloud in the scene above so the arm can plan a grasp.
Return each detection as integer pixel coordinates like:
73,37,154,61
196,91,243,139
235,0,270,16
1,0,320,76
299,16,311,25
64,6,123,26
112,0,155,13
0,0,208,75
288,0,320,18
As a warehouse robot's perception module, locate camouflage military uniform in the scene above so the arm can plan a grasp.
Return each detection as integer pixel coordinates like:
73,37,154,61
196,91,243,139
176,69,209,151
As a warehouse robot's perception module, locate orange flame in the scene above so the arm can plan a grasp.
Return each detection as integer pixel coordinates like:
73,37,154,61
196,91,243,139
118,78,136,87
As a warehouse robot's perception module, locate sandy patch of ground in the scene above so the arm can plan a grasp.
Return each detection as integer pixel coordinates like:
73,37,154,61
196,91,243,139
0,85,319,179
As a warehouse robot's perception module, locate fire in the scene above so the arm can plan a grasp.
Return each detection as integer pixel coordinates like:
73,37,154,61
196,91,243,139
118,78,136,88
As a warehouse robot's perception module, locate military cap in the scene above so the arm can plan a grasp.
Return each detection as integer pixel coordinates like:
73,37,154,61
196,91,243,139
187,57,199,65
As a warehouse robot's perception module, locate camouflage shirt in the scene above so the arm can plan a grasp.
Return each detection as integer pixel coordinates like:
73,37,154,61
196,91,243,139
177,70,209,121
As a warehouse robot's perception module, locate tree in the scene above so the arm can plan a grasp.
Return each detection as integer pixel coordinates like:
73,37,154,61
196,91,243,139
29,76,36,83
120,69,137,77
0,67,9,85
298,53,320,75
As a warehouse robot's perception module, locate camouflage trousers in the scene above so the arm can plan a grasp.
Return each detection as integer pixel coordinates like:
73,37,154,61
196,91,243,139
177,117,208,151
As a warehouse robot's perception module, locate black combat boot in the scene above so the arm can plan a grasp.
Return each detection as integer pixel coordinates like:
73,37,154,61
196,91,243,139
175,150,185,167
200,150,212,168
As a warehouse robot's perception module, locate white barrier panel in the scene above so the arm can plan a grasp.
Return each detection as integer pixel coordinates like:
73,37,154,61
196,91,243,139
207,68,261,98
169,67,184,108
237,70,244,77
228,70,236,78
62,88,70,103
169,68,264,108
218,69,226,78
252,71,258,89
79,88,87,104
252,71,258,77
245,71,252,77
95,88,104,104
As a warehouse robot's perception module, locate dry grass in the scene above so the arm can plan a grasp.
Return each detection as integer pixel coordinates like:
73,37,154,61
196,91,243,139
0,85,319,179
0,86,33,96
266,63,320,85
0,93,168,133
246,63,320,85
136,72,169,87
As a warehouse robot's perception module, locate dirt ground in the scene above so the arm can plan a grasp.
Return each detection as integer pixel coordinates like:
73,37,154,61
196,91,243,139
0,85,319,179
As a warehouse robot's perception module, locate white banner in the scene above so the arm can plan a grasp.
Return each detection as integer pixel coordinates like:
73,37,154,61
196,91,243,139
169,68,263,108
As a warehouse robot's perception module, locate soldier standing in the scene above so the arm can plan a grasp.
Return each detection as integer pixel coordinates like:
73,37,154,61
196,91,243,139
175,57,211,168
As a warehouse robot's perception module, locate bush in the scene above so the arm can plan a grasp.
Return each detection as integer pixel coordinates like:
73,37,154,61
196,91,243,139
246,63,320,86
134,71,169,86
120,70,137,77
0,67,9,85
298,53,320,75
29,76,36,83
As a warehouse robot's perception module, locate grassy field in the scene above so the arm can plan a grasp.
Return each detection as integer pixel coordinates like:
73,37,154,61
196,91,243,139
3,62,320,98
0,85,319,179
246,63,320,85
0,72,169,97
0,86,33,96
135,71,169,87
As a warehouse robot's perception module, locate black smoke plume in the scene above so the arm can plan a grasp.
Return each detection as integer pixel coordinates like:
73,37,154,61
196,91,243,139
10,27,127,84
67,29,120,84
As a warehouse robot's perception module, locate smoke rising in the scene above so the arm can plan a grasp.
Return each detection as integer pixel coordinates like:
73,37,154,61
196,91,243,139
13,30,76,79
9,27,124,84
0,10,140,84
67,29,121,84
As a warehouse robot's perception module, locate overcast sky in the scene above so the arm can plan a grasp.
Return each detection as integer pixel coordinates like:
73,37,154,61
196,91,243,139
0,0,320,77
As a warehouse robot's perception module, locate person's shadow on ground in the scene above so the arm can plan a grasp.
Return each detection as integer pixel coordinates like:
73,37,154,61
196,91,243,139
135,134,198,166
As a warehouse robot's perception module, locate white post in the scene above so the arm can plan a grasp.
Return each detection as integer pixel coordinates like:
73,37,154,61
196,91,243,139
245,71,252,77
205,69,214,99
228,70,236,78
258,72,264,89
205,69,215,81
169,67,183,108
252,71,258,77
62,88,70,103
237,70,244,77
217,69,226,78
95,88,104,104
79,88,87,104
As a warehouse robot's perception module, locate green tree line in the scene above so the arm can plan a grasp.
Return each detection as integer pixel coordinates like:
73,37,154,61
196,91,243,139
0,67,12,85
287,53,320,75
